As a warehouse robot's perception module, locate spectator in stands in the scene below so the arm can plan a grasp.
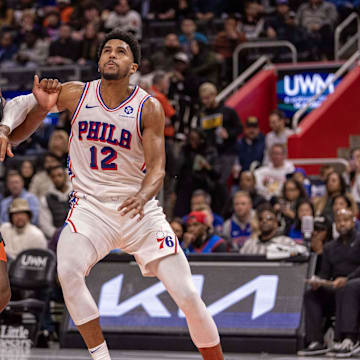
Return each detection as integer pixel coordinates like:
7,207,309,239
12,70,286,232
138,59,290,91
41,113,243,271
190,39,219,86
291,167,312,198
170,217,184,243
264,109,293,164
0,0,14,29
42,10,61,41
1,172,40,224
296,0,338,59
178,17,208,56
238,1,265,40
151,71,176,139
30,152,61,199
39,166,71,241
348,147,360,207
16,30,49,67
181,210,227,253
104,0,142,40
175,0,194,20
298,208,360,357
240,204,307,256
183,189,224,233
254,143,295,200
145,0,176,20
275,178,308,232
70,0,101,31
214,16,246,85
287,199,314,243
77,22,100,66
0,198,47,259
235,116,265,172
18,8,38,35
13,0,36,26
223,191,255,250
198,82,243,184
57,0,74,24
0,31,17,67
193,0,223,21
311,164,334,198
151,33,181,72
173,129,225,217
48,129,68,165
20,160,35,190
48,24,81,65
314,171,358,218
327,0,360,20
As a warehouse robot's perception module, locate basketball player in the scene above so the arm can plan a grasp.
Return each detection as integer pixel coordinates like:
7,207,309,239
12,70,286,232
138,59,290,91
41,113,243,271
0,31,224,360
0,93,11,313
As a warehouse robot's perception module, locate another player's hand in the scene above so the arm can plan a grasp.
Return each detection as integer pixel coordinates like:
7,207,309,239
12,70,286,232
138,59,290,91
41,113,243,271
0,91,14,162
32,75,61,112
118,193,147,221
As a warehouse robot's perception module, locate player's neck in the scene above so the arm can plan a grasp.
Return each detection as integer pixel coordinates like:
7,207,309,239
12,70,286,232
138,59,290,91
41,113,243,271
100,78,132,108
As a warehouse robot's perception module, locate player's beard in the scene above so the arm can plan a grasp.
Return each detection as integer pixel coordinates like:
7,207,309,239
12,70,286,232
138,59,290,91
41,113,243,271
102,63,130,80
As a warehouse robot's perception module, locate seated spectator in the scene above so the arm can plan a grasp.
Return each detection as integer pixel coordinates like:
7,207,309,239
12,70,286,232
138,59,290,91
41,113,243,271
104,0,142,40
347,147,360,207
151,33,182,72
290,167,312,198
20,160,35,190
198,82,243,184
57,0,74,24
238,1,265,40
181,211,227,253
296,0,338,60
235,116,265,172
16,30,49,67
77,22,100,66
39,166,71,241
275,178,308,231
298,209,360,357
213,16,246,84
48,24,81,65
190,40,219,86
1,172,40,225
264,109,293,164
287,199,314,244
0,31,17,67
42,10,61,41
178,17,208,56
182,189,224,233
145,0,176,20
48,129,69,166
222,191,256,250
0,198,47,259
314,171,358,218
29,152,62,199
170,217,184,243
193,0,223,21
254,143,295,200
240,204,307,257
0,0,14,29
311,164,334,198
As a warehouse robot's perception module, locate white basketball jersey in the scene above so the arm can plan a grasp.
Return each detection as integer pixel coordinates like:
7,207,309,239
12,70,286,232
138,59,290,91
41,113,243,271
68,79,151,198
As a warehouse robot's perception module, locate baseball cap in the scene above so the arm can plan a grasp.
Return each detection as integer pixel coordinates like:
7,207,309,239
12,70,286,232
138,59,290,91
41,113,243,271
187,211,208,225
245,116,259,127
174,52,189,64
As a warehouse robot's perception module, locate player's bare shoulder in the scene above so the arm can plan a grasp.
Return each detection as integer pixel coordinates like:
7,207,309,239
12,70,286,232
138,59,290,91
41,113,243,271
141,96,165,131
58,81,86,114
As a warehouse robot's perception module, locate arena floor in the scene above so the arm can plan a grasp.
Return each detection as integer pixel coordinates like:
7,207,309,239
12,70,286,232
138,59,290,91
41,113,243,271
0,349,351,360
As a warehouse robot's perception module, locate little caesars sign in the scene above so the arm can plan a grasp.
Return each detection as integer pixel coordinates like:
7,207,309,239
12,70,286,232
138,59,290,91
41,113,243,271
0,325,32,350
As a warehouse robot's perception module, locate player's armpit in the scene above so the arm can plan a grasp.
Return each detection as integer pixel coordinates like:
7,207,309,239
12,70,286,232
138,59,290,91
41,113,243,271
136,97,166,202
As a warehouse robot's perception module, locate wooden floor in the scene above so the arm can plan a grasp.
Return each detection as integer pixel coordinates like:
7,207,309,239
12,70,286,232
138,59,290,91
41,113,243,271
0,348,352,360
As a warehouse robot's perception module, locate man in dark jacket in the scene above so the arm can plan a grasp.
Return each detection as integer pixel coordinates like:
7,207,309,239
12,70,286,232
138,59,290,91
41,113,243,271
298,208,360,357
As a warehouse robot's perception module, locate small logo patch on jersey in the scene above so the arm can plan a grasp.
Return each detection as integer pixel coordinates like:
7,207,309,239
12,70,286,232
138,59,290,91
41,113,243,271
124,106,134,114
85,104,99,109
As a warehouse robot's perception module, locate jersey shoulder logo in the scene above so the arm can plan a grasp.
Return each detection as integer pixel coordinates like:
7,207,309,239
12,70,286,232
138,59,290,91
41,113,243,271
124,106,134,114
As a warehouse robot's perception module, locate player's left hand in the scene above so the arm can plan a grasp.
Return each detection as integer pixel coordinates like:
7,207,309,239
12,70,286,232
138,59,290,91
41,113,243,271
118,194,146,220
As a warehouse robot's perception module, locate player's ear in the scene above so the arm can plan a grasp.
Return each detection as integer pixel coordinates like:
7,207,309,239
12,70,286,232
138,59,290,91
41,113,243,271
129,63,138,75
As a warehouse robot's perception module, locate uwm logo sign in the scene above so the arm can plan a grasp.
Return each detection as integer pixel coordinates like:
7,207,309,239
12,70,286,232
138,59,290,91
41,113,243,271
284,73,335,96
98,275,278,320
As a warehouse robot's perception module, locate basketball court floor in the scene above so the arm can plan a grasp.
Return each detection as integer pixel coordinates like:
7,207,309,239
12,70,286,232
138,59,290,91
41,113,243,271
0,348,352,360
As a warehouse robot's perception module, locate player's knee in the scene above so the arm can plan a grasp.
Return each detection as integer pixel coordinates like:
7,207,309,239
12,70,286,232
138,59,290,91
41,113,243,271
176,288,204,315
57,258,84,287
0,285,11,312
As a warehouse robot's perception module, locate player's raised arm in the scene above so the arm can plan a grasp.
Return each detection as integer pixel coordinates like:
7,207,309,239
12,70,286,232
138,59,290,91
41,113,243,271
9,76,84,146
118,97,166,220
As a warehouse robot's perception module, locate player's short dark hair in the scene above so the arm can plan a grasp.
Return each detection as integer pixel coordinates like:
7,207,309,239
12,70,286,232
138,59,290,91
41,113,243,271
98,29,141,65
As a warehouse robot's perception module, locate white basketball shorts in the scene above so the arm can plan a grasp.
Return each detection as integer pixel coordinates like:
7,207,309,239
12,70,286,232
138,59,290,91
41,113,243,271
64,192,179,276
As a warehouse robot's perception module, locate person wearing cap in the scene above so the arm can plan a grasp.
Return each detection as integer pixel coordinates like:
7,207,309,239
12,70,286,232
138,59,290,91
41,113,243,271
298,208,360,357
0,198,47,259
182,211,227,254
235,116,265,171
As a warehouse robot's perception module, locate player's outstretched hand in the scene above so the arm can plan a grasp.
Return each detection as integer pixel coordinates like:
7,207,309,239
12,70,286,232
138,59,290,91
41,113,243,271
0,91,14,162
32,75,61,111
118,194,146,221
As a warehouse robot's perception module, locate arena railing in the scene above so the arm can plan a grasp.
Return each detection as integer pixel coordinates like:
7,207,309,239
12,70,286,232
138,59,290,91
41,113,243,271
292,50,360,132
335,12,360,61
232,40,297,80
290,158,349,170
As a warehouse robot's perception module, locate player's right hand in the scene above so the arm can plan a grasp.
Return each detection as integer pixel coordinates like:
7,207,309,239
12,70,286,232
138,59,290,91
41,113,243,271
0,90,14,162
32,75,61,112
